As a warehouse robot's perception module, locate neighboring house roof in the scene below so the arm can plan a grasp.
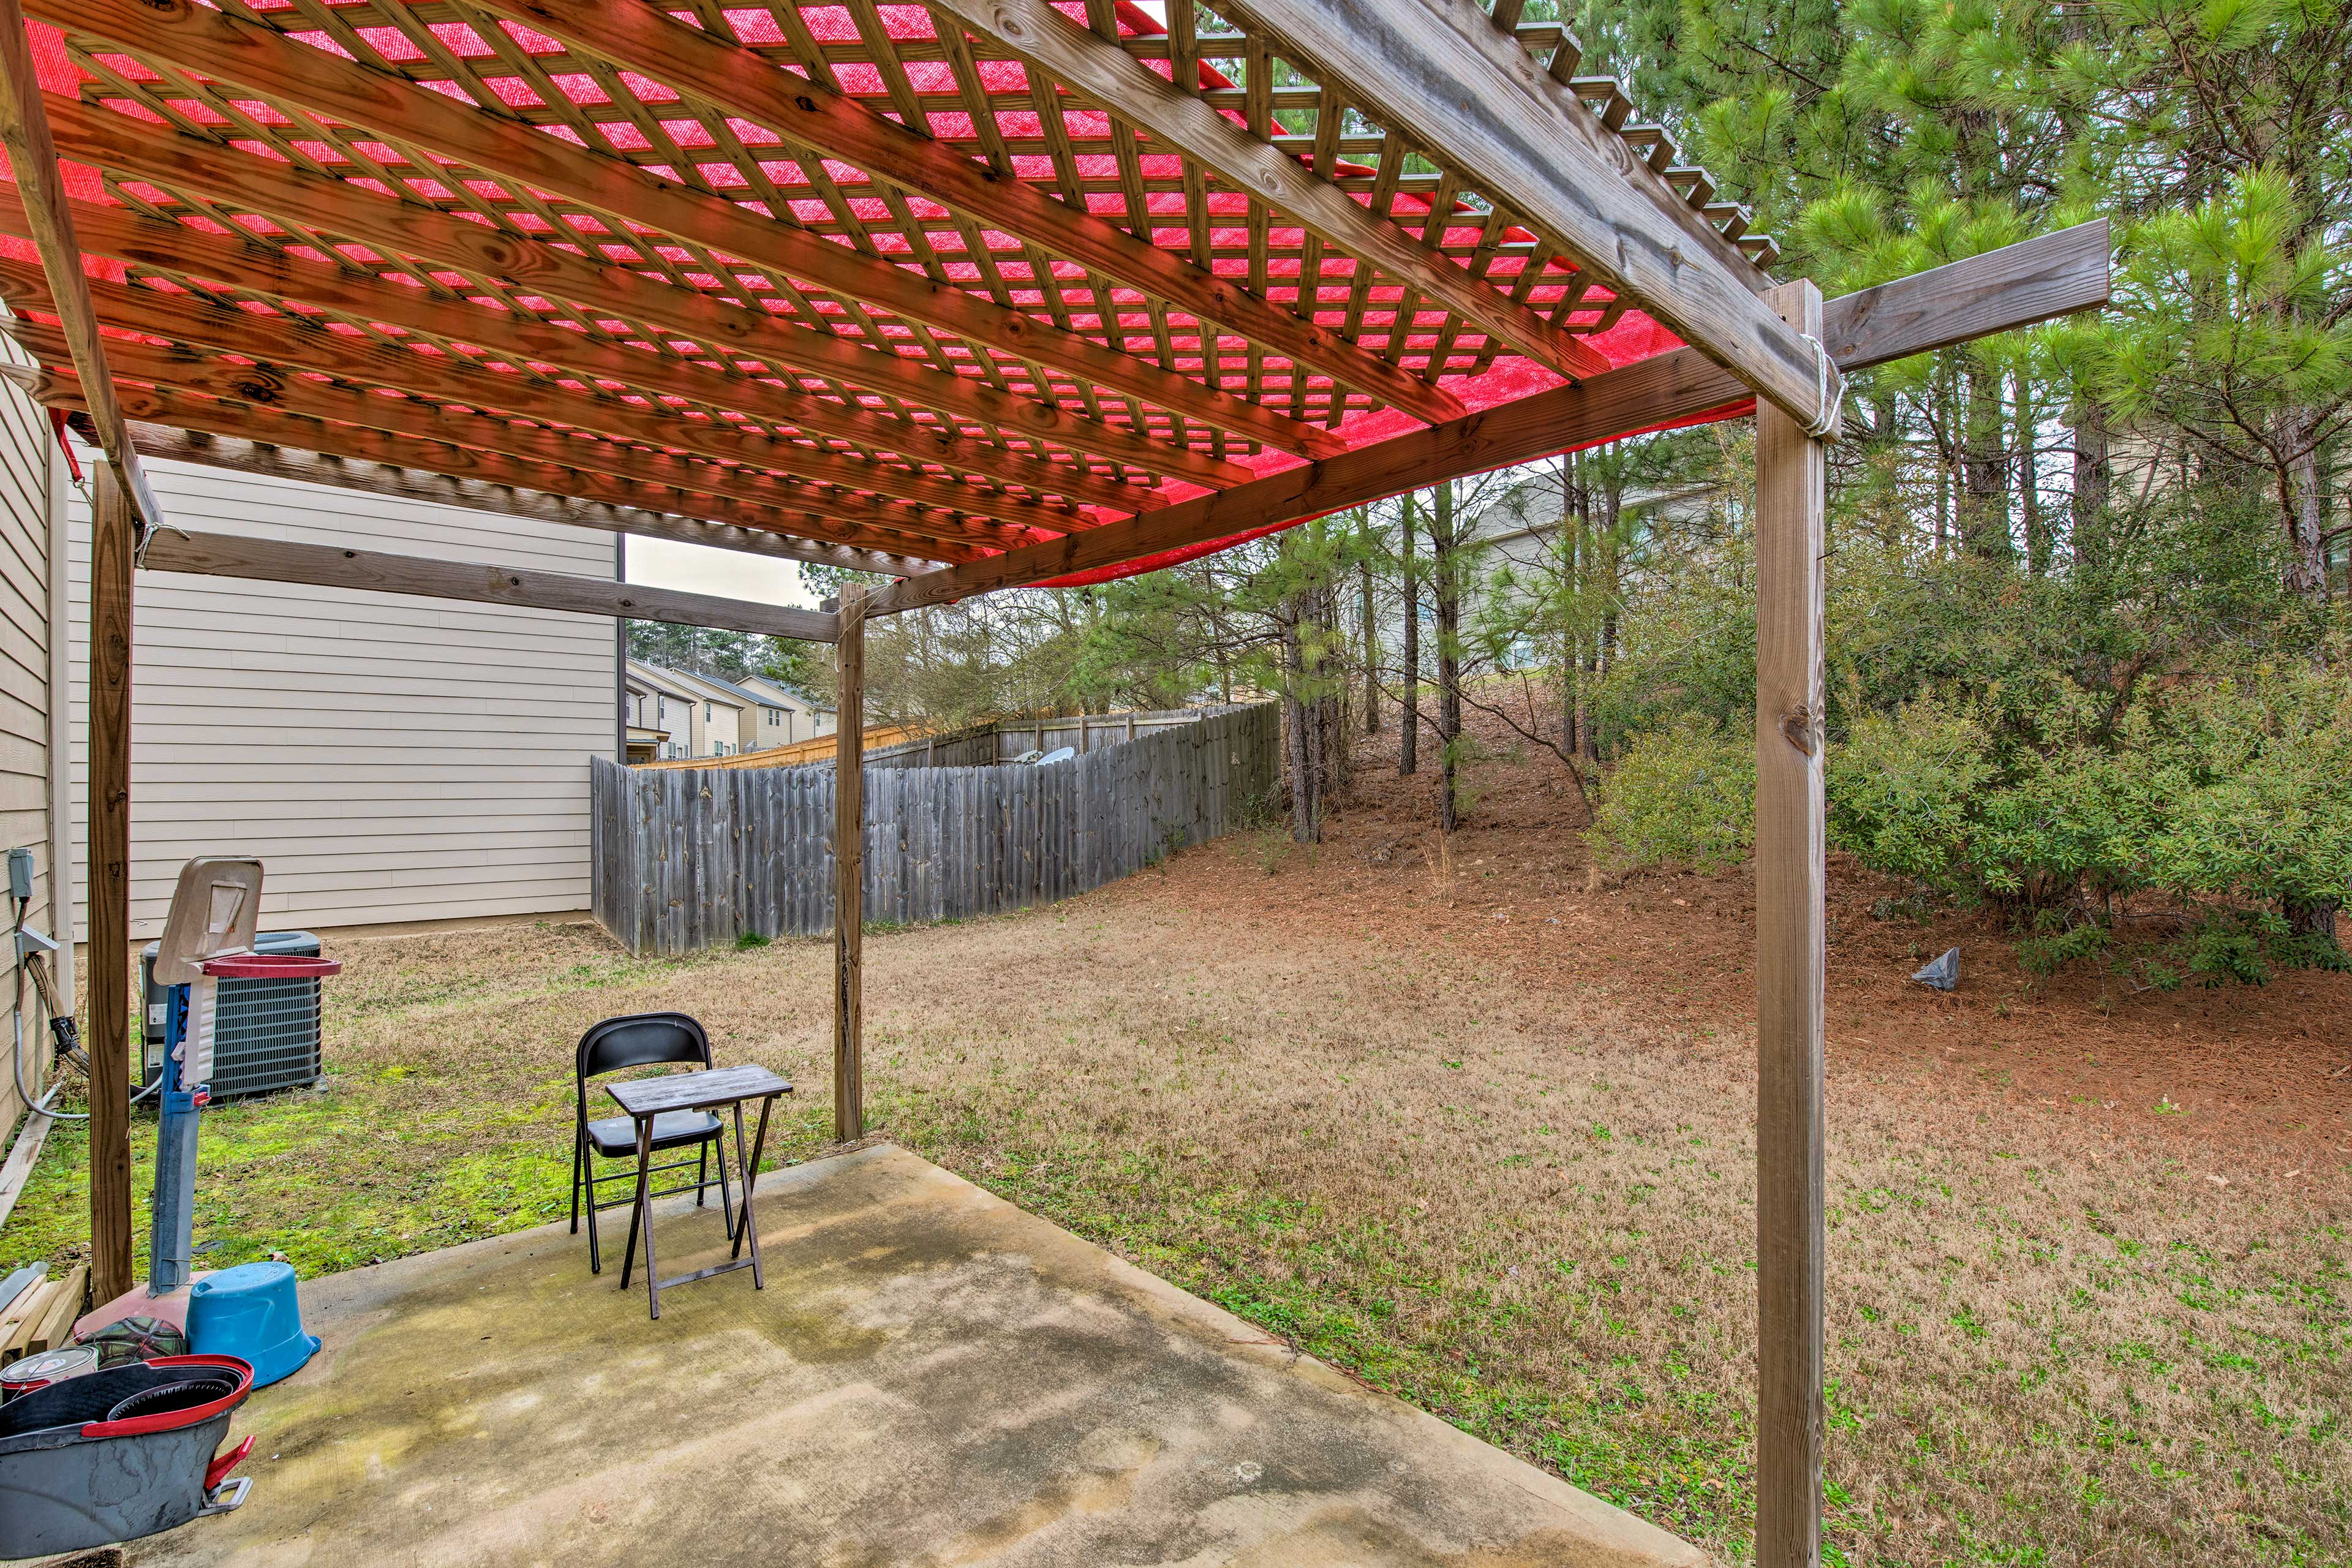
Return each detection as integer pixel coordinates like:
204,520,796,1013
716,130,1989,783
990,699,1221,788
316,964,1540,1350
636,662,745,710
624,660,708,704
736,673,830,714
677,668,768,707
1471,475,1720,551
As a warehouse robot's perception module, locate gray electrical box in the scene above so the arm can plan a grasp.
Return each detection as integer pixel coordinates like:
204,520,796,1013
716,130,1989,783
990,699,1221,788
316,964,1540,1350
140,930,326,1099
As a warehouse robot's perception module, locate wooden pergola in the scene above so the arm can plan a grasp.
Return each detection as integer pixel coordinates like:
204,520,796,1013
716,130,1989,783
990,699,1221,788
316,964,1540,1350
0,0,2105,1559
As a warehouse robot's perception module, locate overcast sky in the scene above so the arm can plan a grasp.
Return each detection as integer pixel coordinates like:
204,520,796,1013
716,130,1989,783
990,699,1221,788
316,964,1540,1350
625,535,819,609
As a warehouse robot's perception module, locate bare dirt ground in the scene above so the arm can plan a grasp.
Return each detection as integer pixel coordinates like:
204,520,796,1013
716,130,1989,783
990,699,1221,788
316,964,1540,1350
6,712,2345,1566
1276,707,2352,1170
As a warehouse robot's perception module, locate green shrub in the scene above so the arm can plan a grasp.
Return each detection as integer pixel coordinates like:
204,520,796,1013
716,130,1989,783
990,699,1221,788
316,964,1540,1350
1593,715,1754,873
1602,660,2352,981
1825,699,1998,894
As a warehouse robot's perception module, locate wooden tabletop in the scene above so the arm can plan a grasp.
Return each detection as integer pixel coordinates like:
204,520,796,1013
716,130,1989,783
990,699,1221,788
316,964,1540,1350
606,1065,793,1118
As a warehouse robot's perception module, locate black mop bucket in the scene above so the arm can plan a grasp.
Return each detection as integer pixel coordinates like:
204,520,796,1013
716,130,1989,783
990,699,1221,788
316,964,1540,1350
0,1354,255,1559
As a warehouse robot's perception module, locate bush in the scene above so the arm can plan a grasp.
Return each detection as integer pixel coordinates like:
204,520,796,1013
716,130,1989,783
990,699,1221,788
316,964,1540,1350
1601,660,2352,980
1826,700,1999,894
1593,715,1754,873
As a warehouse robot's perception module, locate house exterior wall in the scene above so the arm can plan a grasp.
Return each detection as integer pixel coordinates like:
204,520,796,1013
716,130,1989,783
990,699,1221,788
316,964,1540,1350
622,673,693,760
67,446,618,938
738,675,833,747
0,342,62,1133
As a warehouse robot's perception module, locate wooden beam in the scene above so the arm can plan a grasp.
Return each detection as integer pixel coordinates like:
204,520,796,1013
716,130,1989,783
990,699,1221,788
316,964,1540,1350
867,222,2111,614
1753,277,1826,1568
85,462,135,1305
42,96,1250,488
0,257,1085,540
50,0,1345,460
83,402,948,570
0,187,1172,516
0,333,1003,560
832,587,865,1142
921,0,1613,385
139,528,840,643
1208,0,1837,430
0,0,162,529
118,421,932,576
472,0,1471,425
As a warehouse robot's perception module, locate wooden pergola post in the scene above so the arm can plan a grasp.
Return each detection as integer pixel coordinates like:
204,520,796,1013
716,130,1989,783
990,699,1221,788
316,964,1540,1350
86,462,137,1303
1754,277,1830,1568
832,587,865,1143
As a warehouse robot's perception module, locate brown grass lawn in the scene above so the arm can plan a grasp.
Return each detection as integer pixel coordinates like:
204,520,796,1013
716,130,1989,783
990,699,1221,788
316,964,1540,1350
6,733,2346,1566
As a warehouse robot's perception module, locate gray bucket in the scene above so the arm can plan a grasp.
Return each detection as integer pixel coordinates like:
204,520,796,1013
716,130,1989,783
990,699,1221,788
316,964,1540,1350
0,1355,254,1558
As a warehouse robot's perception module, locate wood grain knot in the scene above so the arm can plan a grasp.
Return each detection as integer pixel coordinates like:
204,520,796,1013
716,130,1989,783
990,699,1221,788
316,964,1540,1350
1779,704,1816,758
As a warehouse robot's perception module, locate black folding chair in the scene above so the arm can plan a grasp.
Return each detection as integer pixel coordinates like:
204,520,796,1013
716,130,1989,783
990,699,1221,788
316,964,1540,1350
571,1012,733,1275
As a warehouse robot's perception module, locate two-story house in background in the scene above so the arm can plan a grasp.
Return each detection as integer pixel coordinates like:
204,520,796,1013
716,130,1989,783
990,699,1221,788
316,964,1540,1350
624,660,728,761
624,661,832,761
673,669,834,754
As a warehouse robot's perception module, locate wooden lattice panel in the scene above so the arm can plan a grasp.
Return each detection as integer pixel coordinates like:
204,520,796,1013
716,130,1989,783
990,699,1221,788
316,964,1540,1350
7,0,1776,564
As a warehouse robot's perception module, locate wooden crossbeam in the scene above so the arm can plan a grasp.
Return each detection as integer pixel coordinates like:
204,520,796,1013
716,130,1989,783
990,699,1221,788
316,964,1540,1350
0,257,1084,540
50,0,1346,461
1208,0,1837,431
470,0,1469,427
922,0,1614,387
866,221,2110,614
31,371,978,568
0,190,1167,517
140,527,839,642
0,327,1018,559
115,421,932,576
0,0,162,529
43,97,1252,489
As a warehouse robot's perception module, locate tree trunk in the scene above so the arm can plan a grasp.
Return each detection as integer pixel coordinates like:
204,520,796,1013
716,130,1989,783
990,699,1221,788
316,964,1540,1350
2285,894,2339,949
1359,552,1380,733
1959,358,2013,562
1559,490,1580,757
1593,480,1621,764
2283,414,2328,605
1433,481,1463,833
1282,603,1316,843
2017,372,2049,577
2070,396,2112,575
1400,492,1420,776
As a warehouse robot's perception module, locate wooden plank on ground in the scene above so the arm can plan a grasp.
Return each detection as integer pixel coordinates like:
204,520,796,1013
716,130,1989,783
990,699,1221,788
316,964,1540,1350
0,1108,52,1234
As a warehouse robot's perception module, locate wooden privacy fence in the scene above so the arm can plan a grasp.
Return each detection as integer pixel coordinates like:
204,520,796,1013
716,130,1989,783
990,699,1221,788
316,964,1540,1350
592,703,1279,955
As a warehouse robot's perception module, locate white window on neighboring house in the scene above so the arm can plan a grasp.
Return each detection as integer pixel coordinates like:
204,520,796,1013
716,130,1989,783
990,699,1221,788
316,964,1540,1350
704,701,713,722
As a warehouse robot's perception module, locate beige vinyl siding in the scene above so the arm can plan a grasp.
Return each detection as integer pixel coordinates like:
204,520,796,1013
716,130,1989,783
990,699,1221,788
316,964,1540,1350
68,450,617,937
0,339,56,1133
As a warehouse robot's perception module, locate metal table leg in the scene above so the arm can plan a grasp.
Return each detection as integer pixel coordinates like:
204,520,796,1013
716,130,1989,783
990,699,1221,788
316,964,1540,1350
728,1095,775,1284
627,1115,661,1318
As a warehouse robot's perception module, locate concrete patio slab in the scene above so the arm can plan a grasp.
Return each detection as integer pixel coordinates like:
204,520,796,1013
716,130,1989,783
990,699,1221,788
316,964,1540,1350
120,1144,1710,1567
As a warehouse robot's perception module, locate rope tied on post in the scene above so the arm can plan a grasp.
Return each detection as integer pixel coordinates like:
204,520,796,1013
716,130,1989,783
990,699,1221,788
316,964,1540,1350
1798,332,1845,442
